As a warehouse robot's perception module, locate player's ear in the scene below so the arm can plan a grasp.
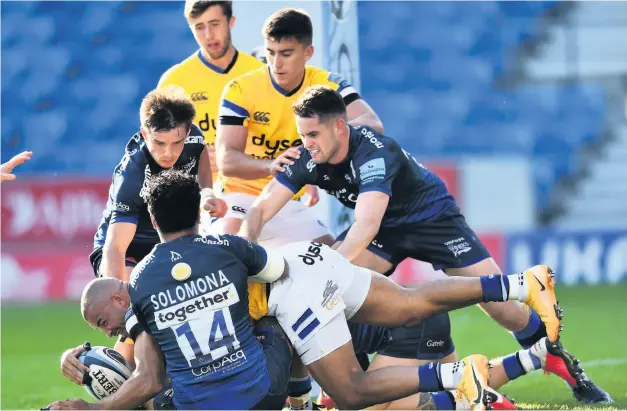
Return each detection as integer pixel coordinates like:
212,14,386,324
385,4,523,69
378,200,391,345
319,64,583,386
140,126,148,141
150,215,158,230
229,15,235,30
304,44,314,62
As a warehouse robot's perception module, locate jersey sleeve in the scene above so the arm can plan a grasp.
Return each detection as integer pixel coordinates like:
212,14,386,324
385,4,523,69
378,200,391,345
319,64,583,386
125,306,145,342
275,148,314,194
218,79,250,126
156,64,179,88
355,140,401,197
109,164,144,225
316,71,361,106
222,235,286,283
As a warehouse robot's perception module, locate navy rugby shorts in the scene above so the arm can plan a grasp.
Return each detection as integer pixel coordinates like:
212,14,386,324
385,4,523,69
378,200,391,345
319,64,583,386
88,241,155,277
350,312,455,361
337,207,491,272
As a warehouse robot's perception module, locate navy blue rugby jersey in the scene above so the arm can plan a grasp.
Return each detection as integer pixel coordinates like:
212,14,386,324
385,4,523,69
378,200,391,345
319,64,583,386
276,126,457,227
125,234,280,410
93,125,205,249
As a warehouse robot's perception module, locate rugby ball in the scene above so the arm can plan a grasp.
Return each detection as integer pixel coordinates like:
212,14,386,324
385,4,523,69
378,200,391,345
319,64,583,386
78,344,132,400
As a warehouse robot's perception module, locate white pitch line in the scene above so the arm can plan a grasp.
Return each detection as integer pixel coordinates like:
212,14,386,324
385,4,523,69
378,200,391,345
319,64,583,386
580,357,627,367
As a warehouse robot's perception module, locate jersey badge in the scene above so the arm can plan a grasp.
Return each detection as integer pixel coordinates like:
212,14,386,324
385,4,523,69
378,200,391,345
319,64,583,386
171,262,192,281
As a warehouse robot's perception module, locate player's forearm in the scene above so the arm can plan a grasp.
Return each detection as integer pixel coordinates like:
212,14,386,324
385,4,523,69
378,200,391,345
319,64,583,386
96,371,162,410
349,114,384,133
220,148,272,180
100,246,127,280
197,146,214,189
239,206,265,243
336,219,379,262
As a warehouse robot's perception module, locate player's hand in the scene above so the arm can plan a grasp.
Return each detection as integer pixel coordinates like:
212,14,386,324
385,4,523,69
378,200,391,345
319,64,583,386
207,144,219,174
45,398,93,410
304,185,320,207
60,345,90,385
203,197,228,218
1,150,32,182
268,147,301,176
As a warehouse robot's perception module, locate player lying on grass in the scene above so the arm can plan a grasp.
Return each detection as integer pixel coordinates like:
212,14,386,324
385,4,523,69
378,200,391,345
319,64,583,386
49,170,563,411
239,85,613,405
1,150,32,182
87,87,226,366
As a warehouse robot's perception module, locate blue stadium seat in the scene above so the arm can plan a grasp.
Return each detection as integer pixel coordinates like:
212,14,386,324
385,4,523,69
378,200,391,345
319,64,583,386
358,1,605,211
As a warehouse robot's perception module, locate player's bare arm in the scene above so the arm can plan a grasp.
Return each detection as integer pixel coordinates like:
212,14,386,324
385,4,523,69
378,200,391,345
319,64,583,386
100,222,137,280
239,178,295,242
197,145,227,217
336,191,389,262
347,99,384,133
217,124,271,179
48,332,166,410
216,124,302,179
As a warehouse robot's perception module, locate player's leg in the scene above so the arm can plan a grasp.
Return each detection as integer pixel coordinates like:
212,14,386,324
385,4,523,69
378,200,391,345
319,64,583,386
362,313,460,411
418,210,612,404
300,315,490,410
251,316,294,410
348,265,560,341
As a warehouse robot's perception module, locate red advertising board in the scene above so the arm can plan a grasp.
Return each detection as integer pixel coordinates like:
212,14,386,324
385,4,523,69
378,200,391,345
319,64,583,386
1,179,110,243
423,161,460,204
1,248,94,301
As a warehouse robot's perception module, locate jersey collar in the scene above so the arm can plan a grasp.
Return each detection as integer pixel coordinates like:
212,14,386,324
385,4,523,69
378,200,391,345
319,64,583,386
196,49,239,74
268,67,305,97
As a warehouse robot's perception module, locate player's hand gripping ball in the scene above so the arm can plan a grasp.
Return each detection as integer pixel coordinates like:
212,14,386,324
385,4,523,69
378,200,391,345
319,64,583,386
77,342,132,400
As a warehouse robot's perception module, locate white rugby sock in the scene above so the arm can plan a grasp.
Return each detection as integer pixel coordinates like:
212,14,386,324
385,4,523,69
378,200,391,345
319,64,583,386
506,273,528,302
438,361,465,390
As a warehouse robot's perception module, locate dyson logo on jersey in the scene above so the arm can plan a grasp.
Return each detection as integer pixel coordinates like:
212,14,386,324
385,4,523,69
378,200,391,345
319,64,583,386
191,349,247,378
360,128,383,148
251,134,302,158
154,284,239,329
299,242,324,265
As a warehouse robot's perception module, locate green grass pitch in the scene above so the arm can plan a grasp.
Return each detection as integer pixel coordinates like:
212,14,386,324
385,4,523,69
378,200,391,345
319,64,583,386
2,285,626,409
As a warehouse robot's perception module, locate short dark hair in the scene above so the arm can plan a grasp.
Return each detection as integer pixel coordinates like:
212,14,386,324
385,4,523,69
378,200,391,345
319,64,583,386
185,0,233,21
292,85,347,123
140,87,196,133
143,170,200,234
262,8,313,45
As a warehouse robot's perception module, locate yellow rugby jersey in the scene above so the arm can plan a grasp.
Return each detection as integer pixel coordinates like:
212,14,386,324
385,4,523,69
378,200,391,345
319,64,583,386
247,282,269,321
218,65,360,196
158,50,263,146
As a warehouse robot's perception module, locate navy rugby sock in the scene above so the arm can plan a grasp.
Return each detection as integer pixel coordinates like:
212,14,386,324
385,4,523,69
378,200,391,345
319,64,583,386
479,274,510,302
431,391,456,410
417,363,442,392
513,309,546,348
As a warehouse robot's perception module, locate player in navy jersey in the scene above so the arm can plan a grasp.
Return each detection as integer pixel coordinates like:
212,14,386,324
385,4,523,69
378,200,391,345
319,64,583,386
240,85,612,404
90,87,226,283
60,87,227,381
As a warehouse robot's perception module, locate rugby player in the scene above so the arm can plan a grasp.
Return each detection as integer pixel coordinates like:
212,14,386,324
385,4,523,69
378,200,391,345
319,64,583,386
49,170,563,411
0,150,32,182
157,0,263,182
240,85,613,404
63,87,226,367
215,7,382,243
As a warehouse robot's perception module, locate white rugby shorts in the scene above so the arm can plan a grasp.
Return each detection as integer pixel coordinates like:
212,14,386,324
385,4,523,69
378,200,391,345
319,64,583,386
204,192,332,247
267,242,372,365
